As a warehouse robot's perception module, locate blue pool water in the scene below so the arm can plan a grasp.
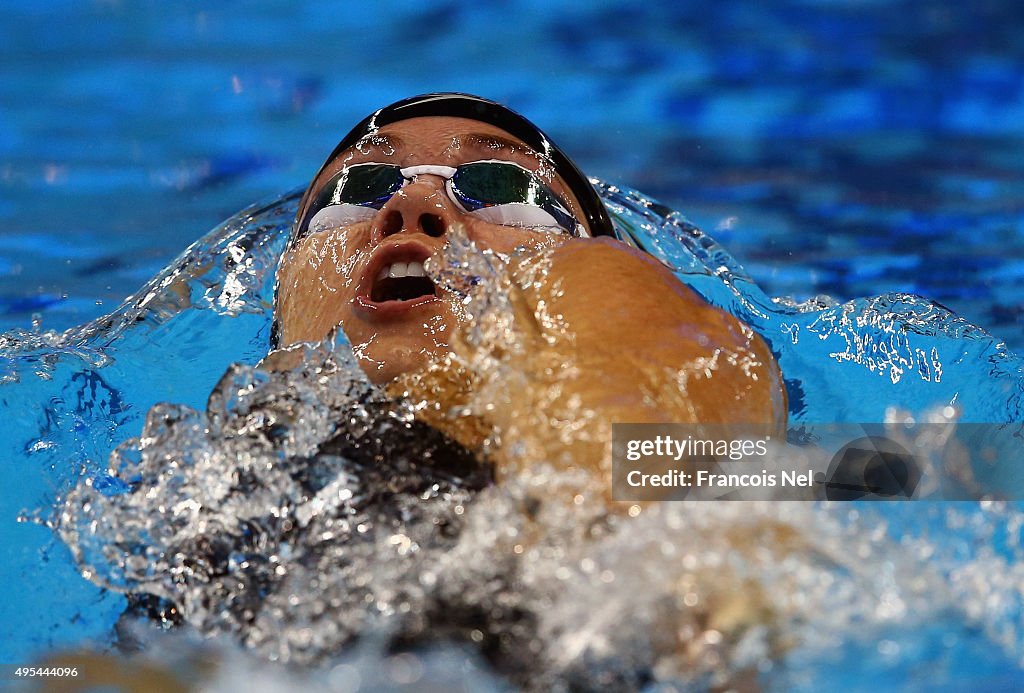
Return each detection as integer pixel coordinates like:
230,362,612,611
3,0,1024,689
0,181,1021,690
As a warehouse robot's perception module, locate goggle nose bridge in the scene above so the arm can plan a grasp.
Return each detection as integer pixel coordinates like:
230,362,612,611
399,164,458,181
389,165,464,214
394,162,553,209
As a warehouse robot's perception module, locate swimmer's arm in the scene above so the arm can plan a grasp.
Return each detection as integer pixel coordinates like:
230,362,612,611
515,238,787,429
399,237,786,486
421,237,786,486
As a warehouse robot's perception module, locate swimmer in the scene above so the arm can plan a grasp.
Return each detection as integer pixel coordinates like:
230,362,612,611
65,98,794,685
270,93,787,484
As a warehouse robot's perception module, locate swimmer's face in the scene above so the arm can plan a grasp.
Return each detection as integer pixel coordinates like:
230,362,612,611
275,116,592,383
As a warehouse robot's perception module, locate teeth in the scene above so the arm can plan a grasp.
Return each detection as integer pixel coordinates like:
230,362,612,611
380,260,426,279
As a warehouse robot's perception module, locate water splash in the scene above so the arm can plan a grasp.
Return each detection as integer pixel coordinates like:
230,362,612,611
6,182,1024,688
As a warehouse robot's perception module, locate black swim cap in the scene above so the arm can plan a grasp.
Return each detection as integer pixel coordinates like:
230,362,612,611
295,92,616,239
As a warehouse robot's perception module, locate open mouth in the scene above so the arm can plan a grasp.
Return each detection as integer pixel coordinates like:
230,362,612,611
370,259,437,302
357,243,441,315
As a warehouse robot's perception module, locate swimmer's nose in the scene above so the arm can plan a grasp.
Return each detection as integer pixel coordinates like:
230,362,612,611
371,177,452,242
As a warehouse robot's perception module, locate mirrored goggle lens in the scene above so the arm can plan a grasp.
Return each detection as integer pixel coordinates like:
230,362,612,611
333,164,404,208
450,162,538,209
450,162,579,233
301,164,405,235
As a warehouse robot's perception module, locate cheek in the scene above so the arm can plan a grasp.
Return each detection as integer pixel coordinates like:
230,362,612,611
297,228,366,288
276,228,371,343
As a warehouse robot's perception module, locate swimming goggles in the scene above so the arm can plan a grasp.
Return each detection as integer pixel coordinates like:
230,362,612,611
297,160,586,241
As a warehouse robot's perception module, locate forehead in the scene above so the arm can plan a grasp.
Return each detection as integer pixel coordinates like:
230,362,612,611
315,116,552,181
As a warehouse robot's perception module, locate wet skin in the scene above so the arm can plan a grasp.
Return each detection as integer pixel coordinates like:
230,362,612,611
274,116,787,445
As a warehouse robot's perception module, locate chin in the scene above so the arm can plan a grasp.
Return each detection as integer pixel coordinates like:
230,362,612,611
357,343,440,385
